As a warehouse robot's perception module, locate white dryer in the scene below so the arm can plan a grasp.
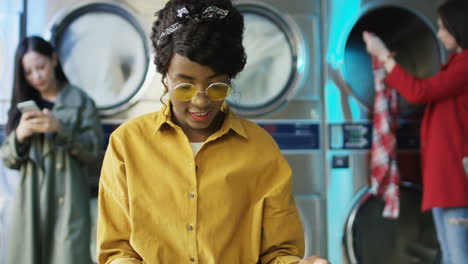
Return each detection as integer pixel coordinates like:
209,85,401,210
40,1,154,116
232,0,326,258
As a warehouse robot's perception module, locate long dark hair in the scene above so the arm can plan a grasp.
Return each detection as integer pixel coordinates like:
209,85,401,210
5,36,68,135
438,0,468,49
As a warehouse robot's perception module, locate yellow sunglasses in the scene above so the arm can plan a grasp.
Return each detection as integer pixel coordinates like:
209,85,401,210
172,82,231,101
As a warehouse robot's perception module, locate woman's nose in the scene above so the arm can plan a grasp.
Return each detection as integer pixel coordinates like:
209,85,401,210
191,89,211,107
30,70,41,81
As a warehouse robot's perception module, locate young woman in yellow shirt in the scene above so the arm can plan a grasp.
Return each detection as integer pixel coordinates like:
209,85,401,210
97,1,330,263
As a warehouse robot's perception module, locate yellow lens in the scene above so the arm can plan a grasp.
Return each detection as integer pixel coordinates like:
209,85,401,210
173,83,197,101
206,83,231,101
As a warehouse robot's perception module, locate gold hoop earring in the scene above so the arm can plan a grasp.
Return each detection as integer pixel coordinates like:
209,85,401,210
162,78,169,94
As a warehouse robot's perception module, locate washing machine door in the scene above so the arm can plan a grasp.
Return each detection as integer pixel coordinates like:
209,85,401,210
344,184,440,264
229,1,307,117
343,6,443,116
295,195,324,257
47,2,152,116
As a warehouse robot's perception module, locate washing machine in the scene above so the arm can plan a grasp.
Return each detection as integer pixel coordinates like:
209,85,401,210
324,0,445,263
26,0,160,117
231,0,326,258
24,0,168,262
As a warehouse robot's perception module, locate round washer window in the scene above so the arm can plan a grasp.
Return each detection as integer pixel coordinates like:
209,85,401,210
344,185,439,264
228,2,306,116
343,7,442,116
48,2,152,116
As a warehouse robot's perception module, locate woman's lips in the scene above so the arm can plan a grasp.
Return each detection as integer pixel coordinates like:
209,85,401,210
35,82,46,88
189,111,210,121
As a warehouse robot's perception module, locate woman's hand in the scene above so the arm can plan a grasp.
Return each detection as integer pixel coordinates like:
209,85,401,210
362,31,396,72
40,109,61,133
16,111,41,143
15,109,61,143
294,256,331,264
362,31,391,61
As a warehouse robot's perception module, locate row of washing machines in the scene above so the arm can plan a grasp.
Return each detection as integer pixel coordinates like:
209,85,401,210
0,0,445,263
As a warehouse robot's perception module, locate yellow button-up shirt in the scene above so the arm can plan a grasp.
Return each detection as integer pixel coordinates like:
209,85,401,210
97,104,305,264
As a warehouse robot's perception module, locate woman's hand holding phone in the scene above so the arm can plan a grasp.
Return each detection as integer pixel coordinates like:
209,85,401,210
16,108,61,143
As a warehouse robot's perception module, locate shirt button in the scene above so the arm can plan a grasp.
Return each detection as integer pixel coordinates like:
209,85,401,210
187,225,193,231
58,196,64,205
188,193,195,198
189,257,195,262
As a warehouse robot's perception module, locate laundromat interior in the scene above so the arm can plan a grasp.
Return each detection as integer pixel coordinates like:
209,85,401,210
0,0,448,263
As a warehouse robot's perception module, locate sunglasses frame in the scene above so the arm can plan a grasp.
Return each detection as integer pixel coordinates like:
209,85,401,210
171,82,232,101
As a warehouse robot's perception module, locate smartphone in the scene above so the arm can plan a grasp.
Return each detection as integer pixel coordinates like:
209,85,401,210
17,100,40,113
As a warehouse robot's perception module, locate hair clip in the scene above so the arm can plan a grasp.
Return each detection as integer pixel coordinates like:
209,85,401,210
157,6,229,45
201,6,229,20
176,7,189,18
157,22,182,45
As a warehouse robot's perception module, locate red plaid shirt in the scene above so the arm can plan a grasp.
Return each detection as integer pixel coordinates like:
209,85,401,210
370,56,400,218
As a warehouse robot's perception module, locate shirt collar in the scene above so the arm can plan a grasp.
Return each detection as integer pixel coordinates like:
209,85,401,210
54,82,81,108
151,101,172,135
218,102,248,139
152,101,248,139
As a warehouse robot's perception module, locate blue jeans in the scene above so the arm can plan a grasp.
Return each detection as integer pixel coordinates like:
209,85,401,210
432,207,468,264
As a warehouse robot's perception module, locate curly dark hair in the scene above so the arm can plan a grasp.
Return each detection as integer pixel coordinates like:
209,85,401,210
438,0,468,49
150,0,246,80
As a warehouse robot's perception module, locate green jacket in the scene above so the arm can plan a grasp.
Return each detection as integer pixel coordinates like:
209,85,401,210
1,83,103,264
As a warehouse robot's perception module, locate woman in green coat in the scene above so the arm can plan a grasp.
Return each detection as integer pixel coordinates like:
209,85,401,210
1,36,103,264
